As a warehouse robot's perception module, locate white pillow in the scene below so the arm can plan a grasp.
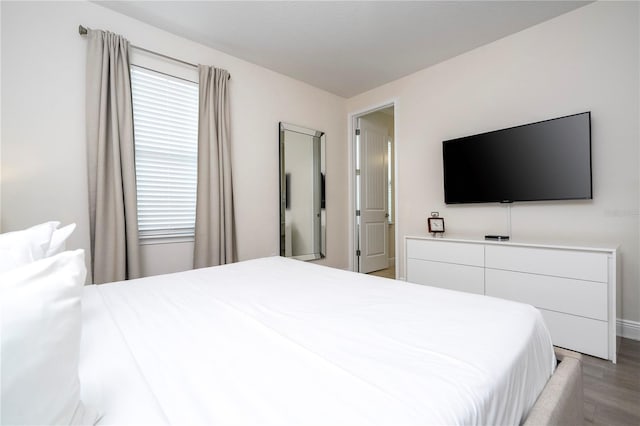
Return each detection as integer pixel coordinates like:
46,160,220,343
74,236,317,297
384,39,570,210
0,250,99,425
47,223,77,257
0,221,60,273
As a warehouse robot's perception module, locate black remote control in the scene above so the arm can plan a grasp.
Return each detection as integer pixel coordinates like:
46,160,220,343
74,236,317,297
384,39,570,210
485,235,510,241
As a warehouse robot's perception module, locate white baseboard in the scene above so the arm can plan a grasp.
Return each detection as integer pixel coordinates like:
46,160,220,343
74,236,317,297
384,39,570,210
617,318,640,341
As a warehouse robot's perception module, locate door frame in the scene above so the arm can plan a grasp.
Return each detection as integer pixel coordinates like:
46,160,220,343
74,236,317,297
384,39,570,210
347,99,398,274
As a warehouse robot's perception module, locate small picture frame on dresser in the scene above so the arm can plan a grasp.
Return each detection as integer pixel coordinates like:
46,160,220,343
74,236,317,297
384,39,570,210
428,217,445,235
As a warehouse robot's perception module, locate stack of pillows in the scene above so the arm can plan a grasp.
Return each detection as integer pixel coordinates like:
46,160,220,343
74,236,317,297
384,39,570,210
0,222,100,425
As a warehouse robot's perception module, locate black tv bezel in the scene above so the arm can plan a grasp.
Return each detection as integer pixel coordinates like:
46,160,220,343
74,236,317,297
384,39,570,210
442,111,593,205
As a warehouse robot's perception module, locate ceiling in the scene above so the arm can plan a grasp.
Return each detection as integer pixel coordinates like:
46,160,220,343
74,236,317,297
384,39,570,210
97,1,590,98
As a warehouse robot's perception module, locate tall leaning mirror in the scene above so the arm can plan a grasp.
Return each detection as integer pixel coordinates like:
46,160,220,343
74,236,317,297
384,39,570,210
279,122,326,261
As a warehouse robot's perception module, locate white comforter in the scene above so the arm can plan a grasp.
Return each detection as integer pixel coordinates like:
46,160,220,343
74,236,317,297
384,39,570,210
79,256,555,425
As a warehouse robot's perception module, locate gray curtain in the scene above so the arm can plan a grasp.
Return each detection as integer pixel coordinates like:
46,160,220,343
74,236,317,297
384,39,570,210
85,29,141,284
194,65,235,268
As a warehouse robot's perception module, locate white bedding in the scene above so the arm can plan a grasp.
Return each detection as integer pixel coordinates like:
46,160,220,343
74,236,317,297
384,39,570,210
79,256,555,425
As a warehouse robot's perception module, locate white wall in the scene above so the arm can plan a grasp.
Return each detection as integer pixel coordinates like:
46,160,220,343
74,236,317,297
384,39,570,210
0,0,349,277
347,1,640,323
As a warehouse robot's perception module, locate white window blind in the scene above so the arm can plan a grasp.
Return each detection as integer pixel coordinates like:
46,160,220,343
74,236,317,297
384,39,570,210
131,65,199,239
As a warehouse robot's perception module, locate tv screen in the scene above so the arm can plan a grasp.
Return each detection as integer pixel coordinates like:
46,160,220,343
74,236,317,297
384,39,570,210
442,112,592,204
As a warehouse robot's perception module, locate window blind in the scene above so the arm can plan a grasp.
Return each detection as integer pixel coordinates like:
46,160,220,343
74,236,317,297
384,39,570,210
131,65,199,239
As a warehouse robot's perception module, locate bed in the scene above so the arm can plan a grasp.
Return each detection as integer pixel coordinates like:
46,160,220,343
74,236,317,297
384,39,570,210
76,256,563,425
1,223,581,426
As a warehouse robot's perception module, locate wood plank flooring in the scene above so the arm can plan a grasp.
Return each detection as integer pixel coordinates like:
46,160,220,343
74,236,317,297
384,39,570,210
583,337,640,425
367,266,396,279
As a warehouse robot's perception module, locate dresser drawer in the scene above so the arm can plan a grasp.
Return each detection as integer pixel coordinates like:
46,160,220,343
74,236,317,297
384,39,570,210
485,268,607,320
404,236,617,361
485,245,608,282
406,258,484,294
539,309,608,359
406,239,483,267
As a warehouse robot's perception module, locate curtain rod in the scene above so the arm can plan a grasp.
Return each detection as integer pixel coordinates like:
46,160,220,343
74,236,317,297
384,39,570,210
78,25,231,79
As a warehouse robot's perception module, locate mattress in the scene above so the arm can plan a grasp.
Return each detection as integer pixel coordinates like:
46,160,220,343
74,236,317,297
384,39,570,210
79,256,555,425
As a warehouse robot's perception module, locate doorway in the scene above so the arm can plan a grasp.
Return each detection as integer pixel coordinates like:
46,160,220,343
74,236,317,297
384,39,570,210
351,104,396,277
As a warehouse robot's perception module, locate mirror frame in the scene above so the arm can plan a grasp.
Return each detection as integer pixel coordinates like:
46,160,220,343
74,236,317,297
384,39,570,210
279,122,326,261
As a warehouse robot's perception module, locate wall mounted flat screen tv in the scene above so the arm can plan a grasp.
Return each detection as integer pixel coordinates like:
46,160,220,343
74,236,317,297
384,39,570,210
442,112,592,204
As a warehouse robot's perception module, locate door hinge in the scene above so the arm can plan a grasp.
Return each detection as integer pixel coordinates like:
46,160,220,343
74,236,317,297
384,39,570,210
355,210,361,217
356,249,361,256
355,129,361,136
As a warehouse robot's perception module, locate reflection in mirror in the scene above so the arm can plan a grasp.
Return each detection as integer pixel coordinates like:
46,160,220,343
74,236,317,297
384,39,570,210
280,122,325,261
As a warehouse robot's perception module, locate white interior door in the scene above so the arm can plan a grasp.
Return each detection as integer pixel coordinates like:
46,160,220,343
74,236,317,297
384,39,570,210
358,117,389,273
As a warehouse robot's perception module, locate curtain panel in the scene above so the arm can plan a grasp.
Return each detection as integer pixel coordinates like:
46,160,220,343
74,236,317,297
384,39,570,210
194,65,235,268
85,29,141,284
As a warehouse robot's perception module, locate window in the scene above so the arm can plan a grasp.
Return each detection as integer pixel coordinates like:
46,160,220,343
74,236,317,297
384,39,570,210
130,65,199,240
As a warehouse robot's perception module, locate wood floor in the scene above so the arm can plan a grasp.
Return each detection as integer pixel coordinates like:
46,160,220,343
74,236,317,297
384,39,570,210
583,337,640,425
367,266,396,279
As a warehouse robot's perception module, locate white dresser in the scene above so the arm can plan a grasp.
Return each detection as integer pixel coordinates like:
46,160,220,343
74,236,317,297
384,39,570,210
405,236,618,362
